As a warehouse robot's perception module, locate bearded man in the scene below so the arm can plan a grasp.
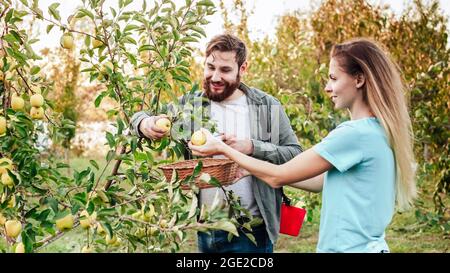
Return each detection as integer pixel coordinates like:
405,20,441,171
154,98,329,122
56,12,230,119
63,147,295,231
130,34,302,253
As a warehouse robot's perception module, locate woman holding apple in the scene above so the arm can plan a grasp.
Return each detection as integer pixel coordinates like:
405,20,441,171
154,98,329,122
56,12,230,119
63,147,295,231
189,38,417,253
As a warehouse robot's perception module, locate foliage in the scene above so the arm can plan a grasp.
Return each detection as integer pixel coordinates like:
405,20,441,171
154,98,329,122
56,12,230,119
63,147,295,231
0,0,255,253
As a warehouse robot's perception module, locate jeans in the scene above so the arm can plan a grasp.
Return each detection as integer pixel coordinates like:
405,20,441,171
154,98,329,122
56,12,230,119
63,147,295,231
197,223,273,253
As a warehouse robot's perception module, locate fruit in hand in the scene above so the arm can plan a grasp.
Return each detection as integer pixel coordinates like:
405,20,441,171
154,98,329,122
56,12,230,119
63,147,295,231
191,130,206,146
155,117,171,133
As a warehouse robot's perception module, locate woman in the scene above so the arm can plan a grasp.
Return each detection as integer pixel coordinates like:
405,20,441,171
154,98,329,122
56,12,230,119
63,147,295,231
189,38,417,253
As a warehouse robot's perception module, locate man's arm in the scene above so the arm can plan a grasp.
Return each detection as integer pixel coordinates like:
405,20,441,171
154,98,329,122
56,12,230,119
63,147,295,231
130,111,152,138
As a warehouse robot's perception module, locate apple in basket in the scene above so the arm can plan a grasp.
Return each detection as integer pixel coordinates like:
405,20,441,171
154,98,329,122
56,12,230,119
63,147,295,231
191,130,206,146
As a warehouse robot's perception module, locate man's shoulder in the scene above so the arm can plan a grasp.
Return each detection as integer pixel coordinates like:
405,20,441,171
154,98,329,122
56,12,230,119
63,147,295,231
242,83,281,106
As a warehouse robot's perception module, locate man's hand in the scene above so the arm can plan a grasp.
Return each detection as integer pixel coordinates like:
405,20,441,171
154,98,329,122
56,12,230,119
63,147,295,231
232,167,251,183
222,134,254,155
139,115,169,140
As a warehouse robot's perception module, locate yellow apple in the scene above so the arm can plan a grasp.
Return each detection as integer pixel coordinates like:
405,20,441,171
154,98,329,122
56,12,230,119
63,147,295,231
60,33,74,50
11,96,24,111
55,214,74,231
0,158,13,175
81,245,93,253
105,234,117,245
7,194,16,208
191,130,206,146
0,116,6,135
30,107,44,120
98,62,114,80
159,219,168,228
148,226,158,236
15,242,25,253
92,38,103,48
155,117,171,133
113,237,122,247
131,211,142,220
96,223,106,235
1,172,13,187
0,213,6,225
79,210,97,229
141,205,155,222
5,219,22,238
30,93,44,107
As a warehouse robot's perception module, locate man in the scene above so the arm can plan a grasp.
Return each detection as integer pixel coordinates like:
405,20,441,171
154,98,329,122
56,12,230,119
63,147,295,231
130,34,302,253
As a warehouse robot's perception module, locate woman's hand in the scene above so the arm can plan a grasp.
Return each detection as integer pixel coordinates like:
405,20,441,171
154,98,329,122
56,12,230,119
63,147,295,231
188,129,226,157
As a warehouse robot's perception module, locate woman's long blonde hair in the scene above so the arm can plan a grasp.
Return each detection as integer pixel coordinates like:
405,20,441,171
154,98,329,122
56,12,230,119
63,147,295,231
331,38,416,210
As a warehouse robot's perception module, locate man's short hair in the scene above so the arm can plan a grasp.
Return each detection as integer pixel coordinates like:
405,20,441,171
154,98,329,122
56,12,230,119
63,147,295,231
205,34,247,68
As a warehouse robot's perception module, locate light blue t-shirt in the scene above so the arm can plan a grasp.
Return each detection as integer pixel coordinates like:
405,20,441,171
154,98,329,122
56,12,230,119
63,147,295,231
313,117,395,253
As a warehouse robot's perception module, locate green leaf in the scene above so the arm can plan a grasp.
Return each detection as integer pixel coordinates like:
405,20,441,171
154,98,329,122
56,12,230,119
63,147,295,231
192,160,203,176
30,66,40,75
197,0,214,7
208,177,221,187
188,194,198,219
89,160,99,170
106,132,115,148
46,197,59,214
48,3,61,21
212,220,238,236
46,24,54,34
94,93,105,107
78,8,94,20
106,150,116,162
190,25,206,37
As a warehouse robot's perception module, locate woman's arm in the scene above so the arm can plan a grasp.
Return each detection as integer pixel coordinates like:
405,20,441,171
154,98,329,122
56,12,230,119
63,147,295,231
189,130,332,189
289,173,324,193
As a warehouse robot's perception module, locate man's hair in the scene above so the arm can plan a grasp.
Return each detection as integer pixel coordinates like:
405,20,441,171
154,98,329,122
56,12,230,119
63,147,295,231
205,34,247,68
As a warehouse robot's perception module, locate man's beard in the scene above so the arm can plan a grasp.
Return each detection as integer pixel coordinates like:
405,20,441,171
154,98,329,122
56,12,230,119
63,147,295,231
203,74,241,102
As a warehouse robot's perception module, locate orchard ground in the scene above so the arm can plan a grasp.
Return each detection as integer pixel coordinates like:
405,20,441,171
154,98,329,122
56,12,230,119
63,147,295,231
2,155,445,253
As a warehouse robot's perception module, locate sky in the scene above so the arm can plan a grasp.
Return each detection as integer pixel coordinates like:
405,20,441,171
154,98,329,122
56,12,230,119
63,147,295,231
20,0,450,53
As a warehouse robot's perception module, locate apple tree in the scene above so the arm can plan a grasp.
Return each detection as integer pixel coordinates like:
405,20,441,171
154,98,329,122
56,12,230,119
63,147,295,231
0,0,257,253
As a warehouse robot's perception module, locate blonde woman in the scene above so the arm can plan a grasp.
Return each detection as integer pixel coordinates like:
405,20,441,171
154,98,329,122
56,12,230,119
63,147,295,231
189,38,417,253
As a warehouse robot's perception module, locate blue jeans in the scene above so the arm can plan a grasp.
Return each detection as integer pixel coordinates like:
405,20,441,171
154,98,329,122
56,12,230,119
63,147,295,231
197,223,273,253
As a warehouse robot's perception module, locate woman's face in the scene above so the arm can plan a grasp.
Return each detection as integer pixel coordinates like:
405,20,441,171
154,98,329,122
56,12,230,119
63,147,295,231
325,57,360,110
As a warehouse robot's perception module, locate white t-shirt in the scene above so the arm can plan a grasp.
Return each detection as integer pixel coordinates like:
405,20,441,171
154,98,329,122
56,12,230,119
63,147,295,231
199,94,260,216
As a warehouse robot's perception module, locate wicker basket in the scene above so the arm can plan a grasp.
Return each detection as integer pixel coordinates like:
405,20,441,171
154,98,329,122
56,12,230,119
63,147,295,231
159,158,238,190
